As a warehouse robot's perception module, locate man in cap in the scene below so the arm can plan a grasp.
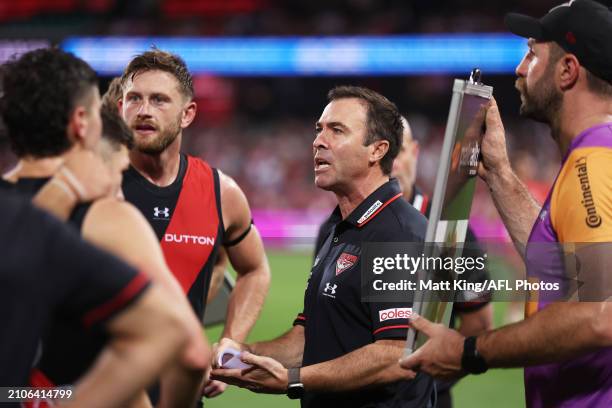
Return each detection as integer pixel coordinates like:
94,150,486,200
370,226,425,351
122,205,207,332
400,1,612,407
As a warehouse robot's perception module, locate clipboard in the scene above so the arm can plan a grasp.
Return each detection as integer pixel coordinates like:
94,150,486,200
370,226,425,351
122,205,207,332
405,69,493,354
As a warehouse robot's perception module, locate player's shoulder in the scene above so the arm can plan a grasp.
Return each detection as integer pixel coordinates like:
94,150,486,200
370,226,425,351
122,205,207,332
217,169,247,203
558,146,612,190
85,197,149,230
371,198,427,241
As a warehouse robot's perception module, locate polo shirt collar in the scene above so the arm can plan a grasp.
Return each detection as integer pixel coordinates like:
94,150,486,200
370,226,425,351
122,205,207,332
329,178,403,228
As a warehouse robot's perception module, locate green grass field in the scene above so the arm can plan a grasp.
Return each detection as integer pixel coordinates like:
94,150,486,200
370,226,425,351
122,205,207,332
206,250,525,408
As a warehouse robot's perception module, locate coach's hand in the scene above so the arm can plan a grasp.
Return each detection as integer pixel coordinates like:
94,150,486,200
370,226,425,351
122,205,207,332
212,337,248,368
211,352,288,394
399,314,465,380
478,97,512,184
202,378,227,398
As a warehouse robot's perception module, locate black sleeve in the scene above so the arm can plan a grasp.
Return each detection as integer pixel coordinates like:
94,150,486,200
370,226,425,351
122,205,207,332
294,217,335,327
368,300,413,341
367,225,424,341
38,206,150,329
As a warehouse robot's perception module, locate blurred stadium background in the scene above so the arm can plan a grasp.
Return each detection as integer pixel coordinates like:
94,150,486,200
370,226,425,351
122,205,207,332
0,1,569,406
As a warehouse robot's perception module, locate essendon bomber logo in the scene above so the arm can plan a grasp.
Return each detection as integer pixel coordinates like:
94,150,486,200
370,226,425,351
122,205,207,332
336,253,358,275
575,157,602,228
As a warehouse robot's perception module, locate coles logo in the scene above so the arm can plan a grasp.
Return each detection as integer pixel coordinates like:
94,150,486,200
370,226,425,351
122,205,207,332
336,253,358,275
379,308,412,322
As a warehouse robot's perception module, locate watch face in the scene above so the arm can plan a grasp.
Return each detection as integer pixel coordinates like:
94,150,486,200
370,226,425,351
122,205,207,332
287,383,304,399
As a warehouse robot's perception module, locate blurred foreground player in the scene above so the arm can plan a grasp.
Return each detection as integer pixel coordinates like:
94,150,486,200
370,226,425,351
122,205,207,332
391,117,493,408
0,48,209,407
400,1,612,407
119,50,271,400
211,86,434,408
0,193,188,408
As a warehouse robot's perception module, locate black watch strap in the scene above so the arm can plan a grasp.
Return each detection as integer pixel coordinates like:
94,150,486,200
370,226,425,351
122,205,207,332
461,336,488,374
287,367,304,399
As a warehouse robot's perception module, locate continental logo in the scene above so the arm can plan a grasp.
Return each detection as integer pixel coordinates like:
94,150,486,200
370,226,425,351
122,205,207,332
575,157,602,228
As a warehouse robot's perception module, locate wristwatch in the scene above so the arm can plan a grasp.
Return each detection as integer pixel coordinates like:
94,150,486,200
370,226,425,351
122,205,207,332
461,336,488,374
287,367,304,399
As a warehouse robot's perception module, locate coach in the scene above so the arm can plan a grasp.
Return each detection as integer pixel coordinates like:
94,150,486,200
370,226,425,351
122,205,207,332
211,86,434,407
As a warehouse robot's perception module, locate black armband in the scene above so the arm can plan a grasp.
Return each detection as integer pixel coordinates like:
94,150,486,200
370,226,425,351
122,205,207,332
223,220,253,247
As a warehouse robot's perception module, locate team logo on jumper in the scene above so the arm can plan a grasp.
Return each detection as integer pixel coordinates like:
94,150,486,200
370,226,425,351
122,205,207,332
323,283,337,298
357,200,382,225
164,234,215,246
575,157,602,228
379,308,412,322
336,253,358,275
154,206,170,219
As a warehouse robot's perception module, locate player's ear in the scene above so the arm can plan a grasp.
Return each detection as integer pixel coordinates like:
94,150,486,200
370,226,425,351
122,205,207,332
67,105,88,147
558,54,579,91
181,100,197,129
369,139,390,165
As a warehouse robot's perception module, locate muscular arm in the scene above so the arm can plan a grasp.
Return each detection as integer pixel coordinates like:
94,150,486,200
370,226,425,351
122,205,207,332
219,171,271,342
82,199,210,407
485,168,540,256
478,99,540,257
14,149,113,221
207,248,228,304
457,304,493,337
301,339,409,392
31,177,79,221
250,325,305,368
62,286,188,408
478,301,612,368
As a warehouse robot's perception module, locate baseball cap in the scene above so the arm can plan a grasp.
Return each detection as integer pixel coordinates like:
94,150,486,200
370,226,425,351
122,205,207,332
504,0,612,82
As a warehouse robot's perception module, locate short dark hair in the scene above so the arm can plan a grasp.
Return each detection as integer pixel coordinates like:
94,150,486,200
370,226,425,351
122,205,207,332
102,76,123,114
327,85,403,175
101,104,133,150
121,49,193,99
0,47,98,158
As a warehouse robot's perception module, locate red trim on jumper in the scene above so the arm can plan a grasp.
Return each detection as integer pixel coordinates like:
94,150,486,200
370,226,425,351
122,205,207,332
25,369,55,408
295,314,306,321
29,368,55,387
357,193,403,228
83,273,149,328
420,194,429,216
373,324,410,335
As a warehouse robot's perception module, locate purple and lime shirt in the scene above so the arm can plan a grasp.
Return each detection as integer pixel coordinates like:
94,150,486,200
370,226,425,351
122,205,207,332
525,123,612,407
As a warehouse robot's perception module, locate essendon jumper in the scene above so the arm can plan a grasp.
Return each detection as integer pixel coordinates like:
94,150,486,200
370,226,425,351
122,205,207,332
122,154,224,319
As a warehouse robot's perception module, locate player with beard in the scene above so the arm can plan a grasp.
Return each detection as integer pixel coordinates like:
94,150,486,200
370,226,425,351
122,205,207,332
118,49,271,402
400,1,612,407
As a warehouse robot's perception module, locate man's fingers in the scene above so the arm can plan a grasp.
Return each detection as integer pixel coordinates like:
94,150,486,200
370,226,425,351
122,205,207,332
211,367,243,380
240,351,271,369
203,380,226,398
399,348,423,371
485,97,503,130
410,313,435,336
